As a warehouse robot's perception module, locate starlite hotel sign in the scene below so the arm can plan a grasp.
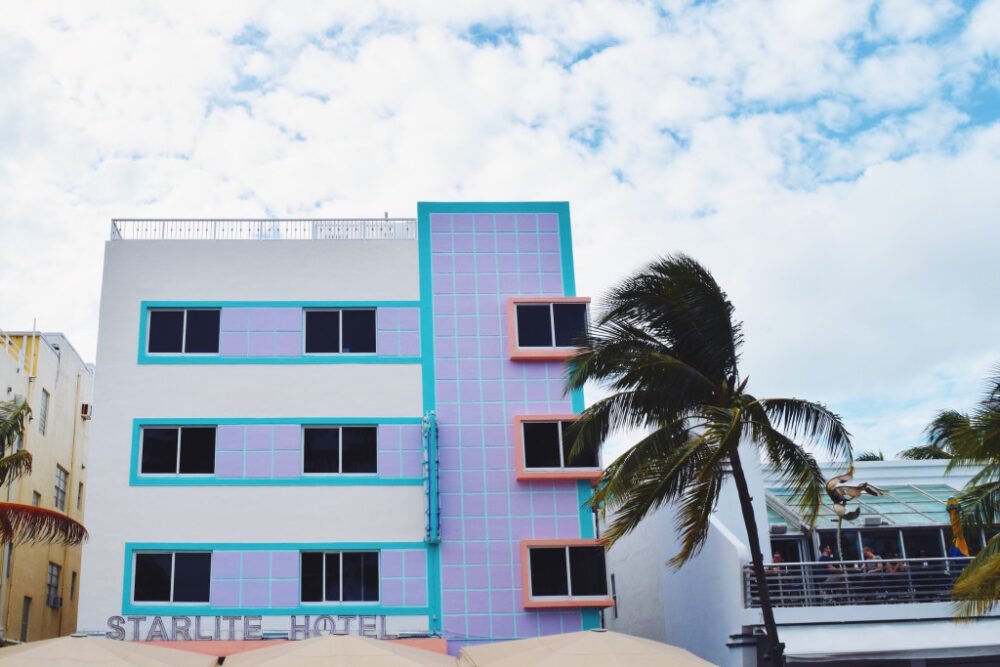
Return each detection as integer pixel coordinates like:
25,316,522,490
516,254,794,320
106,614,393,641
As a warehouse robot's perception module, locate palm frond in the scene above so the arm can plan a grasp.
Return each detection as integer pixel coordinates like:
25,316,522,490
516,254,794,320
899,444,953,460
566,324,717,409
667,441,730,567
953,533,1000,619
855,450,886,461
0,398,31,454
0,450,33,487
744,399,827,530
564,391,687,465
592,425,706,533
956,471,1000,532
757,398,852,460
0,503,88,545
596,254,742,385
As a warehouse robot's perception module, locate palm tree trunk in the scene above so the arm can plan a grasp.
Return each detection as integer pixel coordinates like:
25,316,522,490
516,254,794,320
730,449,785,667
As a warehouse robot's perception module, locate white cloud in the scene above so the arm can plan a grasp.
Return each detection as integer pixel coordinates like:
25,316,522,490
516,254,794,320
0,0,997,458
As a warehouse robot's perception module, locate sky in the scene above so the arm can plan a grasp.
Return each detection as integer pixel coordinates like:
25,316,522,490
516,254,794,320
1,0,998,458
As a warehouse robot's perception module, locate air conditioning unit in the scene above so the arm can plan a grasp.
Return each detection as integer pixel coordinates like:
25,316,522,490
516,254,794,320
80,404,92,420
46,595,63,609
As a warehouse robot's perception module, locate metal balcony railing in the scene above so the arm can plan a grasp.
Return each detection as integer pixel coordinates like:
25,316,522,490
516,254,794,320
744,557,973,607
109,218,417,241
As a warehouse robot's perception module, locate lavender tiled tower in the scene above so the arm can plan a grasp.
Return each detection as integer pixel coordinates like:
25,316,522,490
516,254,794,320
422,204,599,652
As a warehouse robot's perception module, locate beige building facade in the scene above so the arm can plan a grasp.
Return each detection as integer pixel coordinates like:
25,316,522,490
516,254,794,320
0,331,93,644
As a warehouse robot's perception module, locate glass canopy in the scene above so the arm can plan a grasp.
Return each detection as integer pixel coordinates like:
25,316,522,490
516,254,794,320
767,484,958,529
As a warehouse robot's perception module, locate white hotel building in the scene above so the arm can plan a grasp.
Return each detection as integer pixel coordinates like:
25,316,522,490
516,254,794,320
78,203,610,653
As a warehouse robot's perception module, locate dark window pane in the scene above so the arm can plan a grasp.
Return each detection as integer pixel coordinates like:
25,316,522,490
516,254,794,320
553,303,587,347
134,553,172,602
301,553,323,602
305,311,340,353
173,553,211,603
148,311,184,353
324,553,341,602
562,422,598,468
342,427,377,474
343,552,379,602
342,310,376,354
569,546,608,596
303,428,339,473
516,305,553,347
523,422,562,468
179,428,216,474
141,428,178,474
184,310,220,354
529,548,569,596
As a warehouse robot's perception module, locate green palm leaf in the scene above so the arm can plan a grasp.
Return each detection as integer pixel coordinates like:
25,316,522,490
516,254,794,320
0,398,31,454
0,450,33,487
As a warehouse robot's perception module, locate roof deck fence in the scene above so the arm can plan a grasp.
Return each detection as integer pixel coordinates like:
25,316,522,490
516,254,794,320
744,557,972,608
110,218,417,241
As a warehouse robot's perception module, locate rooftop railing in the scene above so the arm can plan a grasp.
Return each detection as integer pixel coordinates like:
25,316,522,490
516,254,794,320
109,218,417,241
744,557,972,608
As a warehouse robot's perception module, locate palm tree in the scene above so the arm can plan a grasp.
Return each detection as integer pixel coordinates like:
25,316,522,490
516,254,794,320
926,368,1000,617
898,411,968,460
565,255,852,667
856,450,886,461
0,397,88,544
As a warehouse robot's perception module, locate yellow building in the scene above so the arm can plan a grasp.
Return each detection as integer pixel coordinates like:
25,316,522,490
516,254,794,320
0,330,93,644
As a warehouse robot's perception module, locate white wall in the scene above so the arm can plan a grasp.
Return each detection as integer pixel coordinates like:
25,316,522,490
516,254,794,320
78,239,425,634
604,450,766,667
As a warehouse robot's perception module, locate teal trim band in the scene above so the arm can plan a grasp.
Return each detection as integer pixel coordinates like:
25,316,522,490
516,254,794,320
132,477,424,488
130,418,425,487
142,301,422,308
137,300,422,365
128,541,428,551
417,202,441,633
140,356,422,365
122,541,430,617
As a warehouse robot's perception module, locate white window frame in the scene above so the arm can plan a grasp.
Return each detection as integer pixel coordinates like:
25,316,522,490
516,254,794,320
131,551,211,605
302,308,377,356
515,302,589,349
300,550,380,604
138,426,216,477
54,466,68,511
526,546,609,602
522,420,599,472
38,389,50,435
146,308,220,356
301,426,378,476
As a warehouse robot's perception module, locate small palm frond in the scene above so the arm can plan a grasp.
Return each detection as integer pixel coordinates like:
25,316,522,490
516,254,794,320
899,444,953,460
757,398,852,460
855,450,886,461
953,533,1000,619
564,391,684,465
597,254,742,385
0,450,33,487
744,400,827,529
0,398,31,454
591,425,706,530
567,331,717,410
0,503,88,545
956,470,1000,532
668,441,730,567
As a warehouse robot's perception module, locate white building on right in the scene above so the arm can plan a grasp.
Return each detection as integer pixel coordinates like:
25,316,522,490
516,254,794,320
604,459,1000,667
